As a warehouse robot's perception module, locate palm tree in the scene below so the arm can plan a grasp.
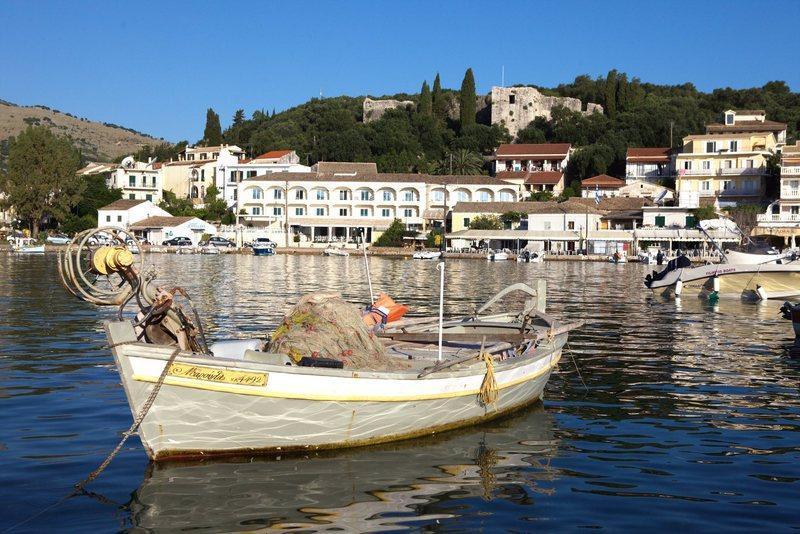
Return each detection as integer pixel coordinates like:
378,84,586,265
434,148,484,175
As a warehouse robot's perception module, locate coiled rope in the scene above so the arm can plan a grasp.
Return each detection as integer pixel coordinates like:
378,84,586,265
478,351,498,407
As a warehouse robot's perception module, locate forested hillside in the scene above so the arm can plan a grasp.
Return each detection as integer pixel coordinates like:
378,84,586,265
213,70,799,190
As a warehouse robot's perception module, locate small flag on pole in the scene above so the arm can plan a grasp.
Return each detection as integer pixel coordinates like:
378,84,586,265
594,185,601,205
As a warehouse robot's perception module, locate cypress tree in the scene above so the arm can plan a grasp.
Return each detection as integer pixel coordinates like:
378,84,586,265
418,81,433,117
232,109,245,128
432,73,446,121
459,68,476,128
203,108,222,145
604,70,618,120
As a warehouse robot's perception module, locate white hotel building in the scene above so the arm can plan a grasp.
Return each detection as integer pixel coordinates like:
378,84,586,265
236,169,521,245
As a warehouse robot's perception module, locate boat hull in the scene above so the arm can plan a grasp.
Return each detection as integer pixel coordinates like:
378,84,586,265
647,263,800,299
252,247,275,256
108,326,563,461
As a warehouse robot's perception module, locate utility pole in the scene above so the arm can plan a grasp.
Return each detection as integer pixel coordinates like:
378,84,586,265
670,120,674,148
284,179,289,248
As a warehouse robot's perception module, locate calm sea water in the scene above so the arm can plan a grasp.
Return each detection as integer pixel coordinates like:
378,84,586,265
1,252,799,532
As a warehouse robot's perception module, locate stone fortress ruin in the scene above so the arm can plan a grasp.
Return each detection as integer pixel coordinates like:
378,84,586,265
491,86,603,138
363,86,603,139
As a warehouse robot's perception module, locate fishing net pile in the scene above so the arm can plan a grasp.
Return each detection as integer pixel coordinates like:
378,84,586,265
267,293,410,371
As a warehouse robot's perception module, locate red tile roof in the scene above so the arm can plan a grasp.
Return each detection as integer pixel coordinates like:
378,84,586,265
524,171,563,185
495,143,571,158
581,174,625,188
706,120,787,134
626,147,672,163
254,150,292,160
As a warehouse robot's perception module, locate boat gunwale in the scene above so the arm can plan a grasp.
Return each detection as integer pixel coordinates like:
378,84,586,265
106,321,566,382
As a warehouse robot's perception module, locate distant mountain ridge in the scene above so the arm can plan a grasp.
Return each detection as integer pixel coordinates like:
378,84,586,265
0,99,165,162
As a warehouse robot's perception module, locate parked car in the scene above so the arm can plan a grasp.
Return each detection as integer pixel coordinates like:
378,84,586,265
46,234,71,245
162,236,193,247
199,236,235,248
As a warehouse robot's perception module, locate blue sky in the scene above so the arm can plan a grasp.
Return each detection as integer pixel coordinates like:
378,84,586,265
1,0,798,142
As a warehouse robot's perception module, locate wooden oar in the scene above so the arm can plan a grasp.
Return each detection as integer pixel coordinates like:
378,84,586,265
414,321,584,378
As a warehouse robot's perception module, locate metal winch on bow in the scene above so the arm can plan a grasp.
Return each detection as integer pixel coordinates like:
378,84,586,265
56,227,210,354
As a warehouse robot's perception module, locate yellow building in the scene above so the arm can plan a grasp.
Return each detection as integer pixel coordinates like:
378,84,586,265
675,110,785,207
161,145,244,204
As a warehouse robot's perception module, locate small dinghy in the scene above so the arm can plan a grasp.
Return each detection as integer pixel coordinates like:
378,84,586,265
57,228,581,461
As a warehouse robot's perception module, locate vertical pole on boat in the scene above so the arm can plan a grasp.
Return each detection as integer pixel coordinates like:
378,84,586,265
437,261,445,362
360,229,374,304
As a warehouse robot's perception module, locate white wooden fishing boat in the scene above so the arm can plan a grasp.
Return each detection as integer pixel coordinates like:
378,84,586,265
200,246,221,255
57,228,579,462
323,247,349,257
412,250,442,260
645,256,800,299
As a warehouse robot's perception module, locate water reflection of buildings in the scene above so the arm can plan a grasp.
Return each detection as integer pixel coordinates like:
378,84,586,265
127,406,558,531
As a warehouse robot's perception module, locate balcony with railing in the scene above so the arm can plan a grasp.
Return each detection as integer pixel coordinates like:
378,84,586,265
780,187,800,199
718,166,764,176
757,212,800,223
782,166,800,176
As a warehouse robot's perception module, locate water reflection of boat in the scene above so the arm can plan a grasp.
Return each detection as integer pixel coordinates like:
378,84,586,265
127,405,558,531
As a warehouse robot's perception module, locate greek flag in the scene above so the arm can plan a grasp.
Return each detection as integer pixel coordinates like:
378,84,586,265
594,186,601,205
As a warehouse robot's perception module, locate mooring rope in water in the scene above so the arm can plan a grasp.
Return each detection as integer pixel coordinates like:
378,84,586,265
566,341,588,392
74,344,181,491
4,344,181,533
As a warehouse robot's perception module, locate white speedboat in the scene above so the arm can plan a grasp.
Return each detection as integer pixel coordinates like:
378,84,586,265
412,250,442,260
200,246,221,255
644,256,800,299
57,228,580,461
323,247,350,257
487,250,508,261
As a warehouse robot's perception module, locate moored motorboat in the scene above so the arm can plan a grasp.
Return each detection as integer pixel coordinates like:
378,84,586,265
252,237,276,256
323,247,349,257
645,256,800,299
10,237,44,254
487,250,508,261
57,228,580,461
609,251,627,264
412,250,442,260
200,246,221,255
517,250,542,263
780,301,800,337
